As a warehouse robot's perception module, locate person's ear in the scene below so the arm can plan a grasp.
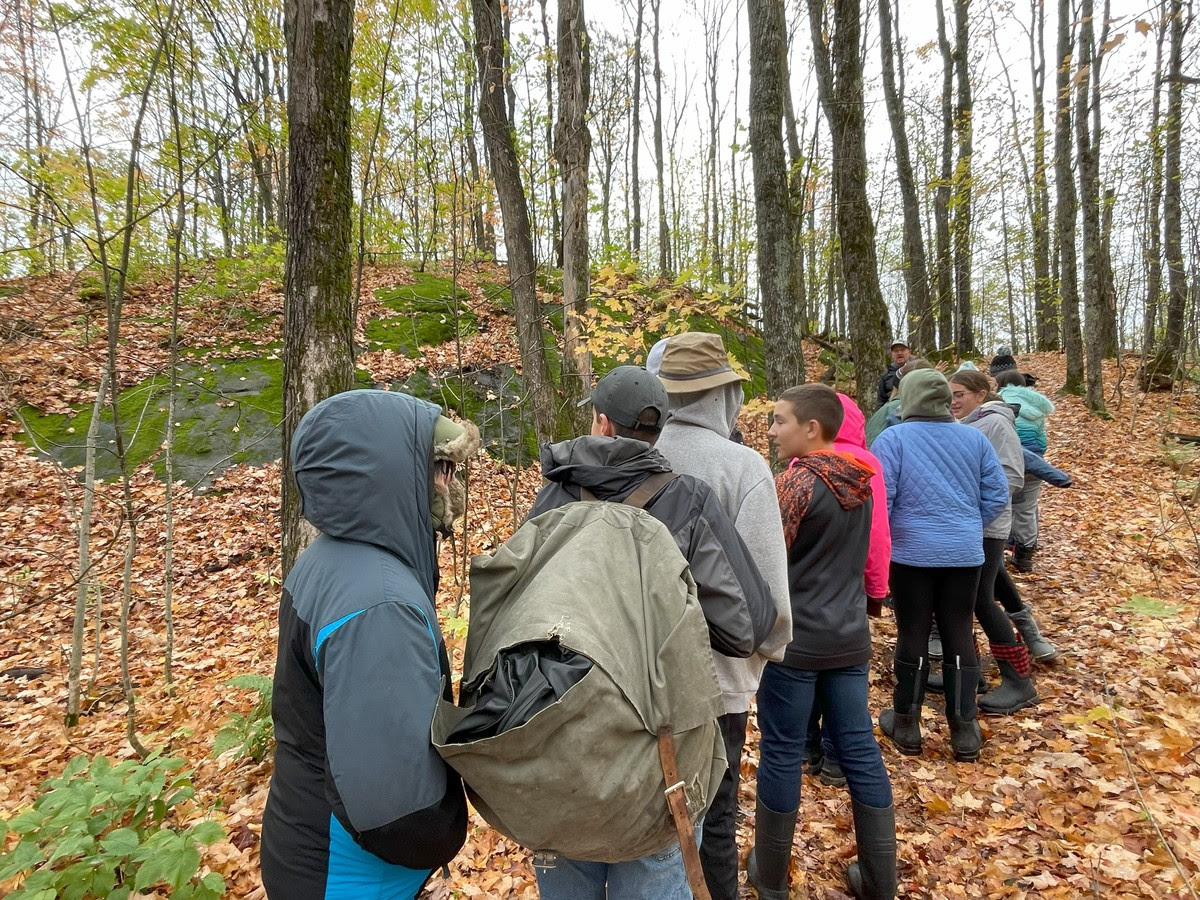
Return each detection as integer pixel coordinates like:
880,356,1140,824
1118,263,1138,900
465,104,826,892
597,412,617,437
806,418,821,442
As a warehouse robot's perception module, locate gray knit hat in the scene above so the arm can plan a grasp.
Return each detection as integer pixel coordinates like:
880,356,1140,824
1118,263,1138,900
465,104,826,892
899,369,952,421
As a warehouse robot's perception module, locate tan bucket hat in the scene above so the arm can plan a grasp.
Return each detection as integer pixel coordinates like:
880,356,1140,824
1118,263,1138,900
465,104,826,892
656,332,749,394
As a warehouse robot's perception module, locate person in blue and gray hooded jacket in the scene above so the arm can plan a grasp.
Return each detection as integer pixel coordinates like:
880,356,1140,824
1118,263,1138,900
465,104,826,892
261,390,480,900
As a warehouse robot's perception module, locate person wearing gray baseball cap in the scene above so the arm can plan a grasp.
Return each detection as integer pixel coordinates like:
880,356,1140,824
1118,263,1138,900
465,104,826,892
527,362,777,900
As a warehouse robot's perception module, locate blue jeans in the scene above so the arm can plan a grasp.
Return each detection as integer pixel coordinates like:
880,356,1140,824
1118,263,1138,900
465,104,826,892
533,827,702,900
757,662,893,813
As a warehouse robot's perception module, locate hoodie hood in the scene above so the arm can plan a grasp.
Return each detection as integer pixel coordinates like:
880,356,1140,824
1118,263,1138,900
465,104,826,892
539,435,671,501
291,390,441,595
960,398,1017,427
834,393,868,450
665,381,744,437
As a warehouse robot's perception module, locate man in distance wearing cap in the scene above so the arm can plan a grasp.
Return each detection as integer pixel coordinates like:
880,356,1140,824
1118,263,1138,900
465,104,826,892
877,341,912,409
651,333,793,900
526,364,776,899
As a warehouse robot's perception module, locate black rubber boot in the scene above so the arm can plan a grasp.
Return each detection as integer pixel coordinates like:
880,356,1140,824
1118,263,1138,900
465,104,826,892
943,657,984,762
845,800,898,900
1012,543,1036,573
878,657,925,756
747,798,798,900
979,648,1038,716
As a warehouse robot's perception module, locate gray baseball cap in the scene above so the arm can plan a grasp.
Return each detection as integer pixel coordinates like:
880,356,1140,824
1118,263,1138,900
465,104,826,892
578,365,669,432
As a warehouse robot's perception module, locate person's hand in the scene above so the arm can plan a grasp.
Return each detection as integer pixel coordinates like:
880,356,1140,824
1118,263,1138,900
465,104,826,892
935,360,949,373
867,596,887,618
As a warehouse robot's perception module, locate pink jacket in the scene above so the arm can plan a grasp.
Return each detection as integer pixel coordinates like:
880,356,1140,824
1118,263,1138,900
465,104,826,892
834,393,891,598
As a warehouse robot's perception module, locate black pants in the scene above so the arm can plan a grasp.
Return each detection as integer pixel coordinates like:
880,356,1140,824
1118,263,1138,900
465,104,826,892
700,710,748,900
994,563,1025,614
974,538,1019,645
891,562,981,667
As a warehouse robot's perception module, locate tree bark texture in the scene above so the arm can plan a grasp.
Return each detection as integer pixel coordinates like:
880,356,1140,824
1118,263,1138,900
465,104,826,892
1162,0,1189,373
808,0,890,406
651,0,670,275
878,0,933,351
282,0,357,576
556,0,592,430
1143,14,1166,352
472,0,560,444
934,0,955,348
749,0,805,396
1075,0,1105,412
631,0,644,256
1029,0,1058,350
951,0,975,353
1054,0,1085,393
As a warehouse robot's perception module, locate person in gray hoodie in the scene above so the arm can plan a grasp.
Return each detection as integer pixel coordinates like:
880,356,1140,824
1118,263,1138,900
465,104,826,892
947,369,1039,716
650,333,793,900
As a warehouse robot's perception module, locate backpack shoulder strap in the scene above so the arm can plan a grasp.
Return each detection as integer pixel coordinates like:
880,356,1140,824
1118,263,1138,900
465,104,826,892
578,486,598,502
622,472,677,510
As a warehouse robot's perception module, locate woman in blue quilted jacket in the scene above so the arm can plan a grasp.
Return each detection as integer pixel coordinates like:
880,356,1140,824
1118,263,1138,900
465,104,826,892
872,370,1009,762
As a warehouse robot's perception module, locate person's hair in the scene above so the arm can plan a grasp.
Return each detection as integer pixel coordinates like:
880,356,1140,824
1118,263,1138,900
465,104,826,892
993,369,1026,389
777,383,844,441
605,408,663,445
949,368,1002,402
898,357,934,377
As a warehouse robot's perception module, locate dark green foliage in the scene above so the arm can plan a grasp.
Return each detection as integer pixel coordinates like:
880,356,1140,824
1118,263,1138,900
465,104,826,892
0,754,226,900
213,674,275,764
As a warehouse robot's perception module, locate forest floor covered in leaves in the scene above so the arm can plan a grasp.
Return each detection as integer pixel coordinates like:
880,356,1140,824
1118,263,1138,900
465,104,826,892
2,265,1200,898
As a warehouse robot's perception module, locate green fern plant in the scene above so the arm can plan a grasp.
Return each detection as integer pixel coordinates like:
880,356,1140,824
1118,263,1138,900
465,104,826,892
213,674,275,763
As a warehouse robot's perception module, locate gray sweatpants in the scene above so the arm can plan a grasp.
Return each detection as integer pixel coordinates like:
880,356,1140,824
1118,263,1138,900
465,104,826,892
1009,474,1043,549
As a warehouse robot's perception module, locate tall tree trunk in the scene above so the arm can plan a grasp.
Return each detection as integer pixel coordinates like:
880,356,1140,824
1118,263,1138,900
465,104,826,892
1161,0,1190,375
1143,11,1167,352
951,0,975,353
1075,0,1105,412
473,0,560,443
748,0,805,396
631,0,644,257
650,0,670,275
878,0,932,351
1054,0,1085,393
1029,0,1058,349
808,0,890,405
1100,188,1118,355
557,0,592,430
538,0,563,267
934,0,954,348
282,0,357,575
783,63,808,334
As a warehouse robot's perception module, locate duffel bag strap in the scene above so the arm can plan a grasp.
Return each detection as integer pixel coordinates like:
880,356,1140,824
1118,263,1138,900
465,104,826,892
656,725,712,900
623,472,677,510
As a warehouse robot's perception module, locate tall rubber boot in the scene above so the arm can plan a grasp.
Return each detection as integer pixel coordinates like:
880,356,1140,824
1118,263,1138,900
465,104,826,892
1008,604,1059,662
1012,543,1036,573
878,657,925,756
845,800,898,900
747,798,798,900
979,643,1038,715
943,656,983,762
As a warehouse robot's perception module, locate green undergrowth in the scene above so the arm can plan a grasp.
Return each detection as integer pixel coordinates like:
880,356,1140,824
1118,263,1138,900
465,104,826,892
369,273,478,355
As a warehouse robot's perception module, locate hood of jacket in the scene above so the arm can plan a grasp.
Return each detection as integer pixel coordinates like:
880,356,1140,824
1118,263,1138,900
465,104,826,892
291,389,441,594
834,393,868,450
960,398,1017,427
665,381,744,437
540,435,672,500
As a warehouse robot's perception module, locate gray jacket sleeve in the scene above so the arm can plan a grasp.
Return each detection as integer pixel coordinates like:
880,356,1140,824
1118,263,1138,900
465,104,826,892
982,417,1025,494
686,493,777,658
734,474,793,664
320,601,467,869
